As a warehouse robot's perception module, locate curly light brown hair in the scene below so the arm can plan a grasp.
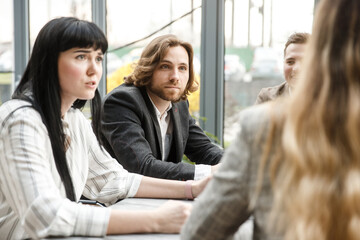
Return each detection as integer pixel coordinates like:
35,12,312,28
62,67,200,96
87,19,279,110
125,34,198,101
253,0,360,239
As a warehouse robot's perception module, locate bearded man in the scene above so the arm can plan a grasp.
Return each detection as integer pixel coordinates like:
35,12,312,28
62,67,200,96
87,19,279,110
100,34,223,181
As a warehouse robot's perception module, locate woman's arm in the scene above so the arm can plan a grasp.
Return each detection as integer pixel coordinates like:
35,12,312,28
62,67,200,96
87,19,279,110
107,200,191,234
83,106,210,203
134,175,211,199
105,175,211,234
0,105,111,238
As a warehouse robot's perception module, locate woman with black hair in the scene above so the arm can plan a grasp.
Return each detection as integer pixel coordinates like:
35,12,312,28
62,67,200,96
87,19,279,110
0,17,207,239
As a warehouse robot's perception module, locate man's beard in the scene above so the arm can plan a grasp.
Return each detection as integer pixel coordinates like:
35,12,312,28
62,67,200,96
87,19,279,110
148,84,184,102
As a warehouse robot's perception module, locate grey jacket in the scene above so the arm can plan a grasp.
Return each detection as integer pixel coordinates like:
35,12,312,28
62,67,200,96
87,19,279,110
255,81,289,104
181,103,282,240
100,83,223,180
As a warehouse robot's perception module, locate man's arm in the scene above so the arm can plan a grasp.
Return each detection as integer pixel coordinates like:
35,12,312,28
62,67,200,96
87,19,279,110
179,101,223,165
101,85,196,180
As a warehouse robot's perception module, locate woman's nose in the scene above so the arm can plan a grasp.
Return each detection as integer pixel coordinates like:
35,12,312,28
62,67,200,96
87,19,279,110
87,60,102,75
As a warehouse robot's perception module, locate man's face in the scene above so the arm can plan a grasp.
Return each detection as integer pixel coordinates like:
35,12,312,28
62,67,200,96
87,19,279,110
147,46,189,104
283,43,306,88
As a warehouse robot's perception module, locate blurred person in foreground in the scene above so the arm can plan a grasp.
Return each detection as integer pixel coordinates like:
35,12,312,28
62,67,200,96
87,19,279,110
255,32,310,104
100,34,223,181
0,17,210,239
181,0,360,239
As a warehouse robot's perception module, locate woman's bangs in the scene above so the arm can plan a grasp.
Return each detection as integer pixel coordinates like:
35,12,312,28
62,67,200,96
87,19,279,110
60,21,108,53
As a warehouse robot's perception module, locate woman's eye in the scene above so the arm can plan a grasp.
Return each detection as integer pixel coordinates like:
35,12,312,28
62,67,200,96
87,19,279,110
96,56,103,62
160,64,169,69
76,55,86,60
179,66,187,71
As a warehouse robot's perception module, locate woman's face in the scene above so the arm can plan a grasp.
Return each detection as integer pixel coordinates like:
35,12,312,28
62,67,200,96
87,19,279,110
58,47,104,108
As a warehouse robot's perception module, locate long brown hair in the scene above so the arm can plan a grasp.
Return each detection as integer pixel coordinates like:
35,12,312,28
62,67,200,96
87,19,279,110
124,34,198,101
259,0,360,239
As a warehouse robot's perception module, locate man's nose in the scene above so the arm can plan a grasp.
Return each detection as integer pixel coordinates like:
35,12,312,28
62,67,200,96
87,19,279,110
170,69,180,82
293,61,301,72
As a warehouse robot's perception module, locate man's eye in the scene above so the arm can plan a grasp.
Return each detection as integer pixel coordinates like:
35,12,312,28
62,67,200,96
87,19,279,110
96,56,103,62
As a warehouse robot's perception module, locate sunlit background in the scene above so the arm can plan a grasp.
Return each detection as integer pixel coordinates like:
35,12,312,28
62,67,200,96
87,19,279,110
0,0,315,146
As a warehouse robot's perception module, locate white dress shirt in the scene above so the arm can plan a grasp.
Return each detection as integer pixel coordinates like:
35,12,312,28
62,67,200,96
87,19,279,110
0,99,142,239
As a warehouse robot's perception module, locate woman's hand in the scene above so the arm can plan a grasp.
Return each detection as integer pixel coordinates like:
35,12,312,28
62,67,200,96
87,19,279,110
153,200,192,233
211,163,222,173
191,175,212,198
107,200,191,234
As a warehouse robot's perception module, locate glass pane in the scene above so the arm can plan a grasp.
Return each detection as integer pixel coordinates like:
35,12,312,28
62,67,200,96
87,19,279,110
106,0,202,116
29,0,92,48
224,0,314,145
0,0,13,105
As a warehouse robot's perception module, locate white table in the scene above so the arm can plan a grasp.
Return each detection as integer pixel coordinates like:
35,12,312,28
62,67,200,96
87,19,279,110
108,198,253,240
107,198,190,240
45,198,253,239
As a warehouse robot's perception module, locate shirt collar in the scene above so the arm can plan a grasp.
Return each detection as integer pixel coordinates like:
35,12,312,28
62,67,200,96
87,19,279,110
147,92,172,119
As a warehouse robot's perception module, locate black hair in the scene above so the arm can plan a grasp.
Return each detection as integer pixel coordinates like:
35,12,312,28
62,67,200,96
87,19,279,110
12,17,108,201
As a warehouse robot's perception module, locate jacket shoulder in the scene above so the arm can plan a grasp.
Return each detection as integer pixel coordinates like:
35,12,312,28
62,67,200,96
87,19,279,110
107,83,141,97
104,84,145,104
256,82,288,104
239,103,272,139
262,82,287,95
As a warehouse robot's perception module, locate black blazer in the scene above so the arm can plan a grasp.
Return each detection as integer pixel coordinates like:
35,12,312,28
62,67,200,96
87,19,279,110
100,84,223,180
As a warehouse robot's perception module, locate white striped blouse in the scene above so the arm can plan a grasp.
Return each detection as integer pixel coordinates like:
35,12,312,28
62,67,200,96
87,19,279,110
0,99,142,239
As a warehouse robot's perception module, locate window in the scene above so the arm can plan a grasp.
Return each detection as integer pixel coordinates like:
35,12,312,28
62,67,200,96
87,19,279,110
0,0,14,104
106,0,202,115
223,0,315,145
7,0,317,143
29,0,91,47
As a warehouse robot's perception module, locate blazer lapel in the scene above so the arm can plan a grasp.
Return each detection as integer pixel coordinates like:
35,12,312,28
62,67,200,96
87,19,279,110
171,103,184,162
